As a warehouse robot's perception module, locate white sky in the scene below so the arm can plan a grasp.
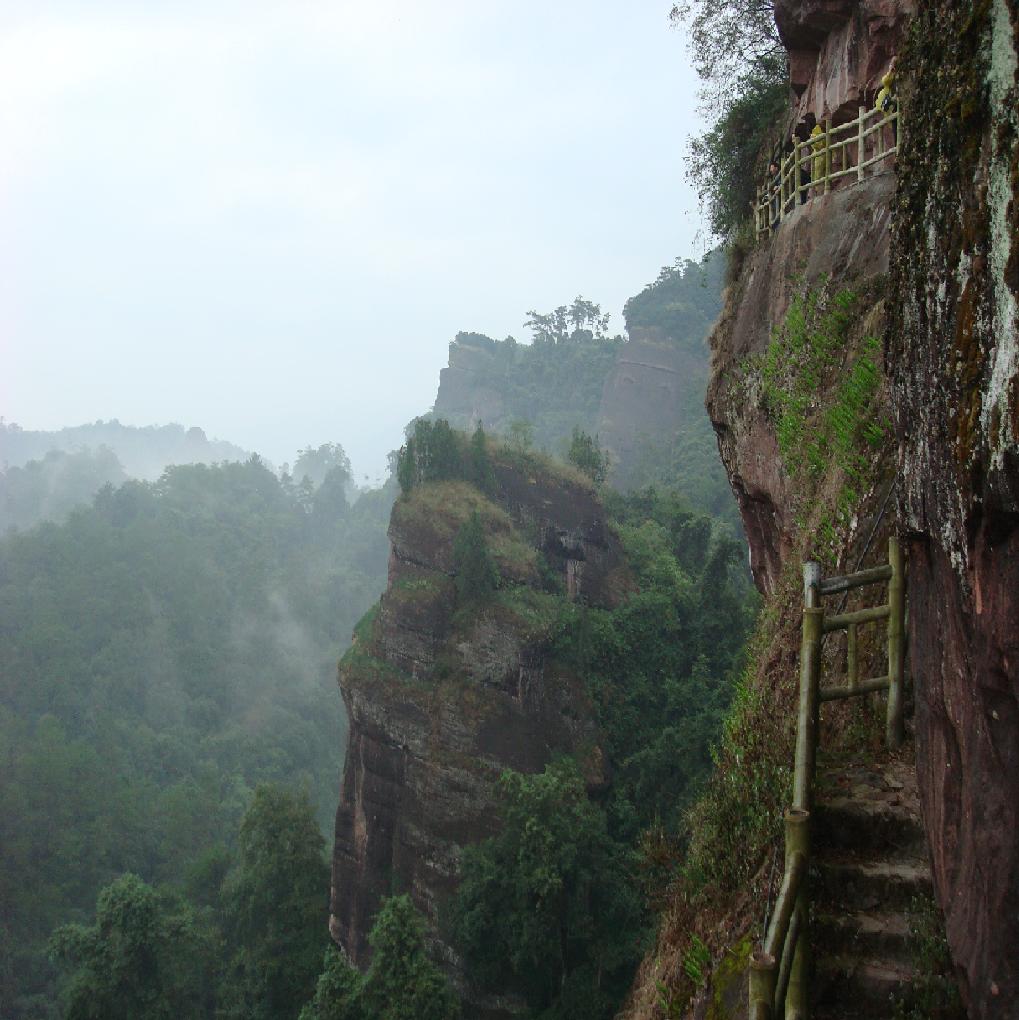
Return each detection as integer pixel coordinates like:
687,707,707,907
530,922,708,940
1,1,707,482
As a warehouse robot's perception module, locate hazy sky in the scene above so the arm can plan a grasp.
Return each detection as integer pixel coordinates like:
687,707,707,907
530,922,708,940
1,1,706,482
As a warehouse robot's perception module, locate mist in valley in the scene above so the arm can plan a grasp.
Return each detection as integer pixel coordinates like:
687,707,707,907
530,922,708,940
0,3,747,1019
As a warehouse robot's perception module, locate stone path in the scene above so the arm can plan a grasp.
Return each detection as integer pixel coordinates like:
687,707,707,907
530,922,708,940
809,748,964,1019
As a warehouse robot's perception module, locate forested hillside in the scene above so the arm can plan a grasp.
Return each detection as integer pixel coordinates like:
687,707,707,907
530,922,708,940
0,420,256,534
0,453,393,1016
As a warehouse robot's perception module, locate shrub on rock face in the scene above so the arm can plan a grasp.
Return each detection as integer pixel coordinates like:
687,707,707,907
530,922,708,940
452,510,500,604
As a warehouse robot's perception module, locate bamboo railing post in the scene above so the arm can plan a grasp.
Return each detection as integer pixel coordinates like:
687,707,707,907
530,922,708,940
886,535,906,748
804,560,821,610
784,810,810,1018
857,106,866,181
847,622,858,691
794,562,823,812
773,810,810,1015
823,119,831,194
750,951,776,1020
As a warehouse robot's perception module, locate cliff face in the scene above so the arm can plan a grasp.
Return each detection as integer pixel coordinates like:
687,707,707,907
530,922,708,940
706,173,896,594
430,257,728,510
776,0,915,125
700,0,1019,1016
889,1,1019,1013
595,325,707,491
330,456,625,1016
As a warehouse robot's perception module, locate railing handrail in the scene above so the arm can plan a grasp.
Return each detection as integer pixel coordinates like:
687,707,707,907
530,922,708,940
754,102,899,241
749,537,907,1018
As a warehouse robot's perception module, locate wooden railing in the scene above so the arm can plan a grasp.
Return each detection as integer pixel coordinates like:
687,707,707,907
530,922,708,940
748,537,906,1019
754,103,899,241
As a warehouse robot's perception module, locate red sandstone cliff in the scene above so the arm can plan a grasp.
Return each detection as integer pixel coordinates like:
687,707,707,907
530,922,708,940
330,454,626,1018
693,0,1019,1017
629,0,1016,1017
889,1,1019,1014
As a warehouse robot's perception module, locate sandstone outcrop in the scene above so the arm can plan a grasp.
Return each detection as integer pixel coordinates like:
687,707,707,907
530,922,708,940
596,326,708,492
889,1,1019,1014
330,455,626,1017
432,335,509,433
776,0,915,127
703,0,1019,1014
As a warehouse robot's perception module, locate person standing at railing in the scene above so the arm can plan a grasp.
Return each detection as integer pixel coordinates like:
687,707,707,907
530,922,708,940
810,124,826,197
797,131,811,203
875,66,898,152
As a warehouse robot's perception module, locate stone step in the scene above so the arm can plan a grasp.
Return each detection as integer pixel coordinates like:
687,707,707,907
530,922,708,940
814,909,913,964
814,796,926,855
813,857,933,912
814,954,918,1011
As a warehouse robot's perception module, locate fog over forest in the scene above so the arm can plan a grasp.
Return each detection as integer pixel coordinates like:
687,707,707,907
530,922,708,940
2,1,708,480
0,4,762,1020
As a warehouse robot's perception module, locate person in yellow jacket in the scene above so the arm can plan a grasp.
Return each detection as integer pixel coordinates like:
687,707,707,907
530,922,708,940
810,124,826,195
875,67,898,152
875,70,897,114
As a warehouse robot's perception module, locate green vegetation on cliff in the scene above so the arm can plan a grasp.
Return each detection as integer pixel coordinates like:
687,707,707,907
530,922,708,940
369,436,758,1020
671,0,788,240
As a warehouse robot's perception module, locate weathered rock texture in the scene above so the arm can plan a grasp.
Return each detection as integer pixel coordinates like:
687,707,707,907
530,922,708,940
889,1,1019,1015
433,337,509,433
776,0,915,125
330,457,626,1017
595,325,708,491
706,172,896,594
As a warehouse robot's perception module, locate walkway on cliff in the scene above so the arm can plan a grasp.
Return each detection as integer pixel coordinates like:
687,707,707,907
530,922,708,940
754,102,898,240
810,745,962,1018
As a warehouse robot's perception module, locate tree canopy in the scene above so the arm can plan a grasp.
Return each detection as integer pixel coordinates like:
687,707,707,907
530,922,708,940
671,0,789,239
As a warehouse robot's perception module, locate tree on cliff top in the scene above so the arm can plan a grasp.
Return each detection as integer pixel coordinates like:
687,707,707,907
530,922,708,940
525,297,612,345
567,427,609,486
396,419,464,495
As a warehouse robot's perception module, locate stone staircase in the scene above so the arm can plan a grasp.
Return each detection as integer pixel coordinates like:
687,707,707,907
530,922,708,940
809,749,963,1019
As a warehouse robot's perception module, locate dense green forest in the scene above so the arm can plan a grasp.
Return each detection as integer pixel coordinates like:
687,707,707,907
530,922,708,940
2,245,748,1018
0,450,393,1016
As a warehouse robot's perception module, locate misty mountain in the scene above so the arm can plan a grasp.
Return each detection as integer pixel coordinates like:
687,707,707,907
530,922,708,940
0,419,251,480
